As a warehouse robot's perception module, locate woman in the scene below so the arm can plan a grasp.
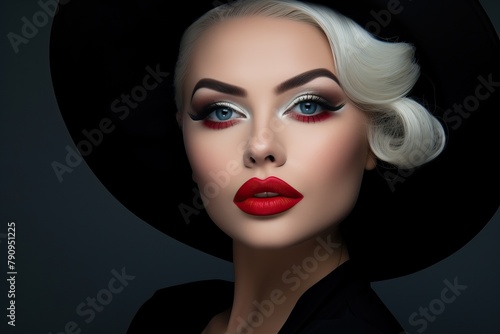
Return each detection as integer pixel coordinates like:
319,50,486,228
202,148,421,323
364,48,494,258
49,0,500,333
162,1,443,332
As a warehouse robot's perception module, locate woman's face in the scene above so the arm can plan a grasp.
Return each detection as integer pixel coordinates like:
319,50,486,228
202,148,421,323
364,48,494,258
180,15,375,249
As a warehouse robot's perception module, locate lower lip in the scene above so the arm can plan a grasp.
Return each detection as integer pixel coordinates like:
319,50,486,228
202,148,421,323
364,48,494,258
234,196,302,216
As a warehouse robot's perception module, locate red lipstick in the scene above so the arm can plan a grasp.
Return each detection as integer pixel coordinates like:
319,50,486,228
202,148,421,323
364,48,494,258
233,176,303,216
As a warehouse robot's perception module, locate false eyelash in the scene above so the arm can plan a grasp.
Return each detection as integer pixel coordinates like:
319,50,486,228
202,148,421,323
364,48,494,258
286,94,344,112
188,102,239,121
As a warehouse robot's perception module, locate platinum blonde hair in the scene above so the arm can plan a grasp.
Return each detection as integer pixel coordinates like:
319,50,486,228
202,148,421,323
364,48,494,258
174,0,446,169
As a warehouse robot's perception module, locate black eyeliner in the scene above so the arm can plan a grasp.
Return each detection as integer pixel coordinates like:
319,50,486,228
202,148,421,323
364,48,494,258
188,104,217,121
289,94,345,112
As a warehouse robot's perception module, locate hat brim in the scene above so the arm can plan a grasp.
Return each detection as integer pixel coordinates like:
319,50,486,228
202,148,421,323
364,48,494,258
49,0,500,281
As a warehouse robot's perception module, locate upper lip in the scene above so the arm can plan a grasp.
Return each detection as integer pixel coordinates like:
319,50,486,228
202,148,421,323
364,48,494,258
233,176,303,202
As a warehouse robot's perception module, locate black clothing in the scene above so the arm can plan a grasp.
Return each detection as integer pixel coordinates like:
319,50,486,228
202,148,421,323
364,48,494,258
127,260,404,333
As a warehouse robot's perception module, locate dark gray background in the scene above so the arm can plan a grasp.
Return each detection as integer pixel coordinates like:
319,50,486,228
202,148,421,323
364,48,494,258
1,1,499,333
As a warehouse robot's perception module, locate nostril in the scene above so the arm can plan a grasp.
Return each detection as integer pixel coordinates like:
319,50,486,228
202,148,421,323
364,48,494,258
267,155,275,163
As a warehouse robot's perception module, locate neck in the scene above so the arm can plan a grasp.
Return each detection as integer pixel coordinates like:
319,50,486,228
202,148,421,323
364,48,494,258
225,229,348,334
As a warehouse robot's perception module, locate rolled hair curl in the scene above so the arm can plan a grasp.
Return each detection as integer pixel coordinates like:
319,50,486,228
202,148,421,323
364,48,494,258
174,0,446,169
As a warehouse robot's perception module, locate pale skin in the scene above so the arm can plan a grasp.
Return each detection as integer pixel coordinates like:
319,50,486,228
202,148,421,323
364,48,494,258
177,15,376,334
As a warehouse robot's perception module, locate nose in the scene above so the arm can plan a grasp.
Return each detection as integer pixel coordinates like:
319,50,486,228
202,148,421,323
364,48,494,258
243,122,286,168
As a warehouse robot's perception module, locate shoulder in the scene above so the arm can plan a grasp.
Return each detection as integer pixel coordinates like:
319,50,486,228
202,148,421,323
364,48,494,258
280,260,404,334
298,281,404,333
342,279,404,333
126,279,234,333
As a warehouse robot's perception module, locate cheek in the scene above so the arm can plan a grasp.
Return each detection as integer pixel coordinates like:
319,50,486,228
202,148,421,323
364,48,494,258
185,137,220,184
182,125,246,230
183,125,242,186
298,124,367,173
323,130,368,177
291,122,369,210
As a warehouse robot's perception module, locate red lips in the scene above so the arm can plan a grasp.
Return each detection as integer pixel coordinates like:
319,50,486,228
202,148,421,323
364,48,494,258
233,176,303,216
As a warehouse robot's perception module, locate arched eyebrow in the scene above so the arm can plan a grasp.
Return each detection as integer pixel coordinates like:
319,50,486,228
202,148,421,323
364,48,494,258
275,68,340,94
191,79,246,100
190,68,340,100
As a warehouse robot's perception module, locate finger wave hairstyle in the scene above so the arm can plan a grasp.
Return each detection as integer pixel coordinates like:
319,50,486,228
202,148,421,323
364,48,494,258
173,0,446,169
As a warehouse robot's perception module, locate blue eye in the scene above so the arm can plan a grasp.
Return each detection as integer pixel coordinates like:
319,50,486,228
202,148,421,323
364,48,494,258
188,102,243,122
286,94,345,123
288,94,343,115
188,102,245,129
213,107,234,121
298,102,320,115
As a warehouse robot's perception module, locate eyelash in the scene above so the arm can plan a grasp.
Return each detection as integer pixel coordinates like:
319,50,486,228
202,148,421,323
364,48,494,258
285,94,344,123
189,94,344,129
189,102,244,130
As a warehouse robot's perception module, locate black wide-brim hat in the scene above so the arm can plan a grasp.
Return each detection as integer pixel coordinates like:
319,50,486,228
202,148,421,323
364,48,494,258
49,0,499,281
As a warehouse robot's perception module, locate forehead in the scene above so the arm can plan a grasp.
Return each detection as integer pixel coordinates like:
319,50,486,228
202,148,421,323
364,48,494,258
185,15,335,91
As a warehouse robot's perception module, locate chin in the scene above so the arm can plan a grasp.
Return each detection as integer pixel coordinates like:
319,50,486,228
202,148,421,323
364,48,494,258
223,213,337,250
